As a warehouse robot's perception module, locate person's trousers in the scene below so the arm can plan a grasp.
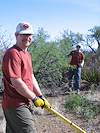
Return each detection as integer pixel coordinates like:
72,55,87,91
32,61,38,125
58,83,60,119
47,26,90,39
68,67,81,90
3,105,36,133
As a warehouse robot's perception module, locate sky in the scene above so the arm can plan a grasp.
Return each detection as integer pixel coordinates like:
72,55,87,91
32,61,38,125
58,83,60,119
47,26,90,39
0,0,100,43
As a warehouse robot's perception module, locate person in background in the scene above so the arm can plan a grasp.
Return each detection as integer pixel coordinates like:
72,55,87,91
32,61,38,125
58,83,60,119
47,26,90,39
67,44,84,94
2,22,51,133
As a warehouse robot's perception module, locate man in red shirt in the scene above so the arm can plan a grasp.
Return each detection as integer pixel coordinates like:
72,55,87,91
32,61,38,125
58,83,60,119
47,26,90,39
2,22,50,133
67,45,84,94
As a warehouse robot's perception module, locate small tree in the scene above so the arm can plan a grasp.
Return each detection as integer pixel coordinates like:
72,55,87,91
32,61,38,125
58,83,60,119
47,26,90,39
30,42,66,96
89,26,100,58
0,26,13,50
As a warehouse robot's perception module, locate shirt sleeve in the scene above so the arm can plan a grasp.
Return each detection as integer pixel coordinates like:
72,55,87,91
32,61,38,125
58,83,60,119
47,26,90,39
7,50,21,78
80,52,85,67
81,52,85,61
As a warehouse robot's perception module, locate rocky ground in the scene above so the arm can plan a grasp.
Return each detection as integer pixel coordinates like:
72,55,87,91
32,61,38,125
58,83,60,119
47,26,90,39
33,96,86,133
0,90,100,133
32,93,100,133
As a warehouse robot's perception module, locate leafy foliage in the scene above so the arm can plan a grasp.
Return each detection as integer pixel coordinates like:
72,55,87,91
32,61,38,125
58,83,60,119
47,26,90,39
29,42,67,95
28,27,100,95
64,94,100,119
0,26,13,50
82,68,100,85
28,28,73,95
89,26,100,48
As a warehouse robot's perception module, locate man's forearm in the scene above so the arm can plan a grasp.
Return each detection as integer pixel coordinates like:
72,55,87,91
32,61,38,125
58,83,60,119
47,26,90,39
32,74,42,96
10,78,36,100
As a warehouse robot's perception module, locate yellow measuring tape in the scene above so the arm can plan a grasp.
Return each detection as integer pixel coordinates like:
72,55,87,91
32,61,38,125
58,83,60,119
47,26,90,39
46,107,87,133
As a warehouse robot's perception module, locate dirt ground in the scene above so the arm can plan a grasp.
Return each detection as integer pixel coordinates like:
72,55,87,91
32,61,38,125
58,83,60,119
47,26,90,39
33,96,85,133
32,93,100,133
0,91,100,133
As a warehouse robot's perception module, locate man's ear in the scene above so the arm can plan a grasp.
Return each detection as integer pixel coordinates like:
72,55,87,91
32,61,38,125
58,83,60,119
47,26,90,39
15,32,19,37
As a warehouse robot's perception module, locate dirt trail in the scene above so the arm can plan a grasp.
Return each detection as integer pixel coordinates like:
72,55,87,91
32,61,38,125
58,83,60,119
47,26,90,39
33,95,98,133
0,94,100,133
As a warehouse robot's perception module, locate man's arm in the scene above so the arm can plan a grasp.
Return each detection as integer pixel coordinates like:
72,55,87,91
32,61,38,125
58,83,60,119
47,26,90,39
10,77,50,108
32,74,42,96
78,52,85,67
80,60,84,67
10,78,36,100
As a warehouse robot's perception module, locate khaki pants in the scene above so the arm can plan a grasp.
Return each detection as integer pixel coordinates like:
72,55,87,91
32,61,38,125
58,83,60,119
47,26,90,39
3,105,36,133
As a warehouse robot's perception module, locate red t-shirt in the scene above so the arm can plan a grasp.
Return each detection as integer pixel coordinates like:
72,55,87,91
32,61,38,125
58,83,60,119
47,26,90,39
2,45,33,109
69,50,84,66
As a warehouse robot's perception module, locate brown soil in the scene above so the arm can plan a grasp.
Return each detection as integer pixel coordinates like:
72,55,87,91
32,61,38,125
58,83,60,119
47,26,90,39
33,93,100,133
0,91,100,133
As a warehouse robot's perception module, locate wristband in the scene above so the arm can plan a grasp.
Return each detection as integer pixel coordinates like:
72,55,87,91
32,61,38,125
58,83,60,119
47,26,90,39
38,95,43,98
32,96,37,103
38,95,45,100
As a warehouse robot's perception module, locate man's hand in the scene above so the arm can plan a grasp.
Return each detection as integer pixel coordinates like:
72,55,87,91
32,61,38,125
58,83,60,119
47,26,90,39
32,97,44,107
39,95,51,109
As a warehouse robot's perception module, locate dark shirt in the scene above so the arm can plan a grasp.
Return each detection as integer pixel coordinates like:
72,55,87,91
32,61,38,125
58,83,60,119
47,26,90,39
69,50,84,66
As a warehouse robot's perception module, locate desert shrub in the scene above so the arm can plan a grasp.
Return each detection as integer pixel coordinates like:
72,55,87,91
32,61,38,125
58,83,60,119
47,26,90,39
64,94,82,112
82,68,100,85
64,94,100,119
29,43,67,95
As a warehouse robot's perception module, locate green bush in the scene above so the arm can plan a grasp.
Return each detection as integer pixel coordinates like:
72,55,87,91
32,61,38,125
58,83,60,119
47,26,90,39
82,68,100,85
64,94,82,112
29,43,67,95
64,94,100,119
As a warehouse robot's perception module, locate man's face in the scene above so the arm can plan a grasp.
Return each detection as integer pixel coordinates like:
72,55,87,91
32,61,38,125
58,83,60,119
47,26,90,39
76,46,80,51
16,33,33,48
